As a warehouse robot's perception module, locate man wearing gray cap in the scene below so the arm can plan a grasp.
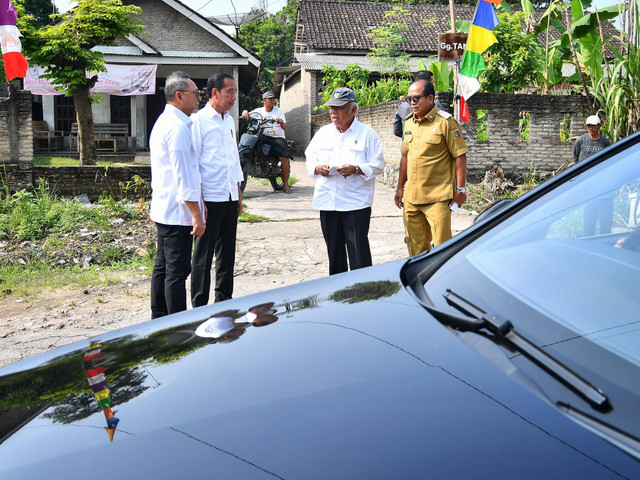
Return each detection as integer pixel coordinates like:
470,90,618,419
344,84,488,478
574,114,613,236
242,91,292,193
305,87,385,275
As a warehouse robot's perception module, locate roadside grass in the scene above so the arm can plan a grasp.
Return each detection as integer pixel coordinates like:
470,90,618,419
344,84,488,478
34,156,134,167
0,179,153,300
239,209,269,223
0,261,153,300
260,175,298,188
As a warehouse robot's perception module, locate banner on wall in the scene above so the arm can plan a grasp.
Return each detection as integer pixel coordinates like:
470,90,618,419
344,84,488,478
25,64,157,96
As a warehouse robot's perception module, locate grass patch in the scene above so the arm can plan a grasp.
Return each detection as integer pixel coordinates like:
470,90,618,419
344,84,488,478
0,178,154,299
260,175,298,188
239,210,270,223
34,156,134,167
0,262,152,300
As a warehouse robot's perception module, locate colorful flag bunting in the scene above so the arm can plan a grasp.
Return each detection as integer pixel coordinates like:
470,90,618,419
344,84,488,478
0,0,28,81
458,0,501,121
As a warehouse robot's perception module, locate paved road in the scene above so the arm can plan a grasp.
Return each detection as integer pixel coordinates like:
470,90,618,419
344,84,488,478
0,158,476,368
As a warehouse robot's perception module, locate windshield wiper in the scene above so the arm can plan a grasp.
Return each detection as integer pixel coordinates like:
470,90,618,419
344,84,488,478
424,289,610,412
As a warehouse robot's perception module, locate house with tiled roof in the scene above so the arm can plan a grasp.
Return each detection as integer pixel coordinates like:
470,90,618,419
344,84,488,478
274,0,618,150
32,0,261,151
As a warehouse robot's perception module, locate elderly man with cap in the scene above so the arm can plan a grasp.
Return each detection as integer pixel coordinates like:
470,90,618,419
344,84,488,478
242,91,292,193
574,115,613,236
305,87,385,275
574,115,611,163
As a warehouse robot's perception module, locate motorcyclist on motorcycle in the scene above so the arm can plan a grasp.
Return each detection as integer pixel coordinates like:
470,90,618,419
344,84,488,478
241,91,292,193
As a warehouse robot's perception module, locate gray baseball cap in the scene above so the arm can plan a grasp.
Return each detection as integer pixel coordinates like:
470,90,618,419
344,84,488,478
324,87,357,107
262,91,275,99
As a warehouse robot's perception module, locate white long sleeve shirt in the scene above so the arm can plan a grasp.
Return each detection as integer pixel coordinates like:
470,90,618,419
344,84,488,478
191,103,244,202
149,104,202,226
305,118,385,211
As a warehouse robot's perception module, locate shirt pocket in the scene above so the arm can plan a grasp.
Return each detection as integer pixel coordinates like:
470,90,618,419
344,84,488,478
419,134,443,157
316,146,333,164
346,141,366,164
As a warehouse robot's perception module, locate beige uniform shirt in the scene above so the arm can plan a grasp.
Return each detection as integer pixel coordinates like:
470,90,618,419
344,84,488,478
401,106,469,205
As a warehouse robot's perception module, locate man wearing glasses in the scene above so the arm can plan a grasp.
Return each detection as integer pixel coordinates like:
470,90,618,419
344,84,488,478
394,80,468,256
190,73,244,306
305,88,385,275
149,71,205,318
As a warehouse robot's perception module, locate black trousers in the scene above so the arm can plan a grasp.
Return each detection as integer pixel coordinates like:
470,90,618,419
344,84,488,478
320,207,372,275
150,223,193,319
191,200,238,306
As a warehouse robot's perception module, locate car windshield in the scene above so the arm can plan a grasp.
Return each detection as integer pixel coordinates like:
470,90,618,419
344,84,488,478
425,142,640,367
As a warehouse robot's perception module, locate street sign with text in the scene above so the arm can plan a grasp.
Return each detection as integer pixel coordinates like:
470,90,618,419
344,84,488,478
439,33,468,61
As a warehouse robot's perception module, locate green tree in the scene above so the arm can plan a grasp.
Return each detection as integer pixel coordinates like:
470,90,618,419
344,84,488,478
237,0,297,118
16,0,144,165
366,6,412,73
481,10,545,93
24,0,58,28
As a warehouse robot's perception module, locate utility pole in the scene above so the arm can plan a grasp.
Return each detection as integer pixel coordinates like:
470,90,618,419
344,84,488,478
449,0,460,121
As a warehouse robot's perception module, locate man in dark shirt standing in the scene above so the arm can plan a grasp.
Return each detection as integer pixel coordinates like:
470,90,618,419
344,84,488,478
574,115,611,163
574,115,613,236
393,70,445,138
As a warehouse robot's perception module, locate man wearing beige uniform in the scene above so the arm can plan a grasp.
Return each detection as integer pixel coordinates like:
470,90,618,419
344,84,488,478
395,80,469,255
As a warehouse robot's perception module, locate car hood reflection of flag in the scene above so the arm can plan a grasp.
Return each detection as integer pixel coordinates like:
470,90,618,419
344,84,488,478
0,0,28,81
458,0,501,121
83,342,120,441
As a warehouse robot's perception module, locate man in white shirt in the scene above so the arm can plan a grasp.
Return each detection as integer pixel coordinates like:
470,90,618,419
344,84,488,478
190,73,244,306
241,91,292,193
149,71,205,319
305,87,385,275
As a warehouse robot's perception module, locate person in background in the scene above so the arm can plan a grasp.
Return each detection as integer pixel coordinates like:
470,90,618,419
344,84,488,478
242,91,292,193
393,70,445,138
306,87,385,275
574,115,613,236
149,71,205,319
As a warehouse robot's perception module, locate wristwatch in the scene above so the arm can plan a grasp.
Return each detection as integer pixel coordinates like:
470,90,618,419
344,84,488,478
355,165,361,175
456,186,467,194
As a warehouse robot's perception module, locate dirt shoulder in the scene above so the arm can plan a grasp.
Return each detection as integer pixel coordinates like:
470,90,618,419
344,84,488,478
0,160,476,368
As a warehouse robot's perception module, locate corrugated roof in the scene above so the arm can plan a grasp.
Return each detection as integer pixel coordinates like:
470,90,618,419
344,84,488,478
159,51,236,58
295,53,424,72
93,46,143,55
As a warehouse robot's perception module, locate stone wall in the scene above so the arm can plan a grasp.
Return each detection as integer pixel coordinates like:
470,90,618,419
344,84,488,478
1,163,151,201
32,165,152,201
311,92,590,184
0,90,33,191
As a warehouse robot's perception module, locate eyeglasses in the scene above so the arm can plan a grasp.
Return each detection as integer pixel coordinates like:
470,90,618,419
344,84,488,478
406,95,424,104
329,104,349,111
180,90,201,99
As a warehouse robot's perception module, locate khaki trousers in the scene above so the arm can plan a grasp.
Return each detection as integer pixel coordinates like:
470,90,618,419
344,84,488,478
403,200,452,256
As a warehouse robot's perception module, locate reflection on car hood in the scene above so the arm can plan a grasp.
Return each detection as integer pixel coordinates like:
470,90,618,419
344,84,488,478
0,260,638,479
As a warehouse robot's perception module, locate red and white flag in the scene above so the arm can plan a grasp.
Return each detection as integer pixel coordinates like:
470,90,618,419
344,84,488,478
0,0,28,81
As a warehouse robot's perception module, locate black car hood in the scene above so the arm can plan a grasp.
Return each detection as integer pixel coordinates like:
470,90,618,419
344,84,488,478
0,261,638,479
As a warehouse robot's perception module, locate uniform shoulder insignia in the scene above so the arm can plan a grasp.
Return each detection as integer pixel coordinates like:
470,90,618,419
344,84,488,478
437,109,452,119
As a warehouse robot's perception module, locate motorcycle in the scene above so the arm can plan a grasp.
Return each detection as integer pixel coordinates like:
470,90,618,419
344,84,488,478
237,111,293,193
